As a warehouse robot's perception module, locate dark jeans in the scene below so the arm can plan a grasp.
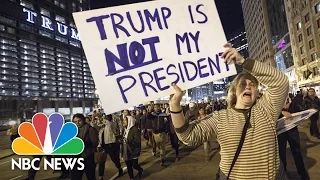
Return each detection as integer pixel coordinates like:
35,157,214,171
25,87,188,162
98,143,122,176
169,133,179,157
71,155,96,180
125,159,143,179
310,114,319,136
278,127,309,179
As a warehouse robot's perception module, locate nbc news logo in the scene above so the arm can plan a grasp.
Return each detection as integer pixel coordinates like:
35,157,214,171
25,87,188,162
11,113,85,170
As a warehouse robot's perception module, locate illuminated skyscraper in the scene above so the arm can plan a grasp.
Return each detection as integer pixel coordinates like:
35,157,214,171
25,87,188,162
0,0,96,123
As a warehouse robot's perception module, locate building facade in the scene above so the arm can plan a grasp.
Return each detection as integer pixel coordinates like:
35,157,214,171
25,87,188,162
0,0,97,124
267,0,297,93
241,0,275,66
284,0,320,96
227,27,249,59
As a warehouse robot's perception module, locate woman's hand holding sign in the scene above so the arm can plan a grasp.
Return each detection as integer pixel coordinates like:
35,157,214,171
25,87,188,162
220,43,245,65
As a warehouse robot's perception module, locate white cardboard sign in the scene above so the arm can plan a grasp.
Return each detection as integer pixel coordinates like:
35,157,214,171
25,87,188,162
277,109,318,135
73,0,236,114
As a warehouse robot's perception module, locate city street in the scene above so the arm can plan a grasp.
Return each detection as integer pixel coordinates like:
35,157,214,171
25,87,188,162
0,121,319,180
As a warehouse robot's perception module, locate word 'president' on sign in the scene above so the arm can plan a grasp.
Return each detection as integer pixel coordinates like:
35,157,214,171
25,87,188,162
73,0,237,114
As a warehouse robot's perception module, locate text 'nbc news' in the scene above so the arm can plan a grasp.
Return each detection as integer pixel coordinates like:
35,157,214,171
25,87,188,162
11,158,84,170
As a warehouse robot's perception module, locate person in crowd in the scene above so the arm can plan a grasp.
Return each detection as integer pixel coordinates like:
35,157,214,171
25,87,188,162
196,107,213,162
98,114,123,180
303,88,320,139
148,104,169,166
7,122,19,142
122,116,144,180
167,114,180,162
146,104,157,156
140,109,150,147
71,114,99,180
278,94,310,180
135,110,142,131
185,103,198,123
169,43,289,179
164,103,170,114
85,116,91,124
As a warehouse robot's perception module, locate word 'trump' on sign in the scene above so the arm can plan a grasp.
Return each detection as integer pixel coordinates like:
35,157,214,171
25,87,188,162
73,0,237,115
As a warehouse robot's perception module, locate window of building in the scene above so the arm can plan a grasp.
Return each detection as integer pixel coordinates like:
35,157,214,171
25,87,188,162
296,22,301,30
40,8,51,17
311,53,317,61
307,26,312,36
70,40,81,48
309,39,314,49
55,15,65,23
39,30,53,38
298,34,303,42
56,36,68,43
7,27,16,34
305,13,310,22
302,58,306,65
20,0,34,10
72,2,77,12
317,19,320,29
300,46,304,54
60,1,66,9
316,3,320,13
54,0,59,6
0,24,5,31
0,15,16,26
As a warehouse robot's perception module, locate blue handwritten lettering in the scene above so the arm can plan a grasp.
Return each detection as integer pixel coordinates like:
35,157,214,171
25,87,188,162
208,55,221,75
110,13,131,38
153,68,170,91
183,61,198,81
166,64,179,84
126,11,145,33
139,72,158,97
197,58,209,78
188,5,195,24
196,4,208,24
86,15,110,40
144,9,163,31
116,75,136,103
105,36,161,76
116,54,225,103
160,7,171,29
176,31,201,55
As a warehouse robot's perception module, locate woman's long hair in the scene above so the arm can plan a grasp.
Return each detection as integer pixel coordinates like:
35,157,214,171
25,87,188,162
227,72,259,108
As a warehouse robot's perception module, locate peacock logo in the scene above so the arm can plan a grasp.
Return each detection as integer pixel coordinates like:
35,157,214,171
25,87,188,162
12,113,84,155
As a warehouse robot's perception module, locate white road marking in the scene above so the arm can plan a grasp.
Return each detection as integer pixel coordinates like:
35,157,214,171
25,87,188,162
0,160,11,165
9,175,23,180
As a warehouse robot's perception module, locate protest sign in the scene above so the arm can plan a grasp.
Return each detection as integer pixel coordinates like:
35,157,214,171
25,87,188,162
277,109,318,135
73,0,237,114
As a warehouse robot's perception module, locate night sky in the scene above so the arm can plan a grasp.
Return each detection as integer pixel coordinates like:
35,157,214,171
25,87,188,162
90,0,244,36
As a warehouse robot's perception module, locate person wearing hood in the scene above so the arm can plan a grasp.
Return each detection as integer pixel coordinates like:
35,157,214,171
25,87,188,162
123,116,143,180
71,113,99,180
